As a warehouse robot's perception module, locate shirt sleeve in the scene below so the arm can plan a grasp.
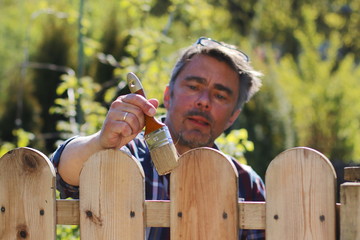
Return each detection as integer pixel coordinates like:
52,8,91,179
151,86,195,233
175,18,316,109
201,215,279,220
50,136,80,199
50,136,135,199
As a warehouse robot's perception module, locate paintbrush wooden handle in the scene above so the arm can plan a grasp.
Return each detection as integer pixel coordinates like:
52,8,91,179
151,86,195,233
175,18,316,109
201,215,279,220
133,88,165,135
127,72,165,135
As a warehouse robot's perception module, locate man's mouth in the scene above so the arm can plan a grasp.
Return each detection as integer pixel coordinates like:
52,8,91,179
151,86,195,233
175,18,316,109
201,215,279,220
188,116,210,126
184,110,213,128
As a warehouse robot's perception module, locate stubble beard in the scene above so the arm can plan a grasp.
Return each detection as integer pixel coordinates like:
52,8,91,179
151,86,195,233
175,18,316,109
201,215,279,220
175,129,215,149
166,109,217,150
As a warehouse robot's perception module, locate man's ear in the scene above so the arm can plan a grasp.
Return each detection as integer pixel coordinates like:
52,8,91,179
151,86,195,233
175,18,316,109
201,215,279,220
163,85,170,109
225,109,241,130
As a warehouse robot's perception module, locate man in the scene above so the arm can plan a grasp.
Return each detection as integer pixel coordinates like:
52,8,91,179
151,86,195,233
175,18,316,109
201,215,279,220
52,37,265,239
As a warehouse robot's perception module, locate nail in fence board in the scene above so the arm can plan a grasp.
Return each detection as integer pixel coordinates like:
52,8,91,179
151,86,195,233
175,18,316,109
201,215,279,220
80,150,145,239
266,147,337,239
170,148,238,239
0,148,56,239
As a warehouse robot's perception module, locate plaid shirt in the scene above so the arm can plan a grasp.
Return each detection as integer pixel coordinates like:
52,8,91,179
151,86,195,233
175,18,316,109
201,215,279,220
52,134,266,240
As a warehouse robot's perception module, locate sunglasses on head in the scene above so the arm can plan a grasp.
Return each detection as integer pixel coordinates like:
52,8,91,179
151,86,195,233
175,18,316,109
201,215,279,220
194,37,250,62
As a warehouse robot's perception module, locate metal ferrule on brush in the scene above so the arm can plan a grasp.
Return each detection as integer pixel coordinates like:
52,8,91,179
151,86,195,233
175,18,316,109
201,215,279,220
145,126,173,150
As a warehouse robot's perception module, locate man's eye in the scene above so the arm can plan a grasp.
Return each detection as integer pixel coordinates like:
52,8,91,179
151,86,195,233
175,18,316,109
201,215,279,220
215,94,226,100
188,85,198,90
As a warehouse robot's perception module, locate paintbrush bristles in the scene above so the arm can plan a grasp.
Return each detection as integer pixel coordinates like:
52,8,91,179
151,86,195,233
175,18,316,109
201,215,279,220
150,143,179,175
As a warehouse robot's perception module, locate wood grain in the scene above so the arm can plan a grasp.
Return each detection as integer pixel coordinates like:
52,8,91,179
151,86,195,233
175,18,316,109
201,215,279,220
340,182,360,239
57,201,344,230
0,148,56,239
344,167,360,182
79,150,145,240
239,201,265,229
1,146,349,239
56,199,80,225
170,148,239,239
265,147,337,240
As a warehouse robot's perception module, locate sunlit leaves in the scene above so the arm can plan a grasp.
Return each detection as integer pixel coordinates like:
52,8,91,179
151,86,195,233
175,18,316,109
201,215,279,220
216,129,254,164
0,129,35,157
275,9,360,161
0,143,15,158
56,225,79,240
325,13,346,29
50,74,107,135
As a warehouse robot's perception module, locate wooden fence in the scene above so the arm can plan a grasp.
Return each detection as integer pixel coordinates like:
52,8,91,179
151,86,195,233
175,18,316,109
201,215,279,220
0,146,359,239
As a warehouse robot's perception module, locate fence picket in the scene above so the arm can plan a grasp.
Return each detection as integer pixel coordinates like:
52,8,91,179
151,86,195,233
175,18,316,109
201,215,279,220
0,147,56,239
340,167,360,240
79,149,145,239
170,148,238,239
266,147,337,239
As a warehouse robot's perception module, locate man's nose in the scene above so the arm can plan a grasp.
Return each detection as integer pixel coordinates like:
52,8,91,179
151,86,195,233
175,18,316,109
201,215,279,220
195,90,211,110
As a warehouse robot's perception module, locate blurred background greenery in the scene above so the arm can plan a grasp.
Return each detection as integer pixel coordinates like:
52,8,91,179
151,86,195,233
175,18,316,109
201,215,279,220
0,0,359,237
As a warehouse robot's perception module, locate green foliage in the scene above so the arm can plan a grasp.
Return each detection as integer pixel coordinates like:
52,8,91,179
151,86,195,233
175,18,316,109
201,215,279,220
216,129,254,164
0,129,35,157
0,143,15,158
274,6,360,161
50,74,107,136
56,225,79,240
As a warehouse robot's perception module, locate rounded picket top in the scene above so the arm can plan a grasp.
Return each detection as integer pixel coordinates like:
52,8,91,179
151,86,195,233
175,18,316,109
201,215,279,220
79,149,145,240
265,147,337,240
170,147,239,240
0,147,56,239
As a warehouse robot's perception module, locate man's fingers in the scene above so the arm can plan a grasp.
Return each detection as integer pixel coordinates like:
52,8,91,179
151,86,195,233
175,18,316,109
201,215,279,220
148,98,159,111
106,109,141,135
100,94,159,149
119,94,158,117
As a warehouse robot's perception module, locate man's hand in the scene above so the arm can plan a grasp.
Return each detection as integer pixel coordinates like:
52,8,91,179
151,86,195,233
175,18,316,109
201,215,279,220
99,94,159,149
58,94,158,186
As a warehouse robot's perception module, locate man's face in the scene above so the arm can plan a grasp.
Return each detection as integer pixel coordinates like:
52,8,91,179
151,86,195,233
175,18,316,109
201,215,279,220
164,54,241,154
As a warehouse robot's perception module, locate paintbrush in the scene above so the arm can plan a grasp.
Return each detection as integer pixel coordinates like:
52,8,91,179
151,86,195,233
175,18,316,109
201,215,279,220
127,72,179,175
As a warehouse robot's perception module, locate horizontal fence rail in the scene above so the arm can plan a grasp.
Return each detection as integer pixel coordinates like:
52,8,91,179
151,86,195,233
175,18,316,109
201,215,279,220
1,146,359,239
56,199,341,229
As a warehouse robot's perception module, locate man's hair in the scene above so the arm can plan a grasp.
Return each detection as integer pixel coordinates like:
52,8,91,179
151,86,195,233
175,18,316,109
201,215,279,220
169,41,262,110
